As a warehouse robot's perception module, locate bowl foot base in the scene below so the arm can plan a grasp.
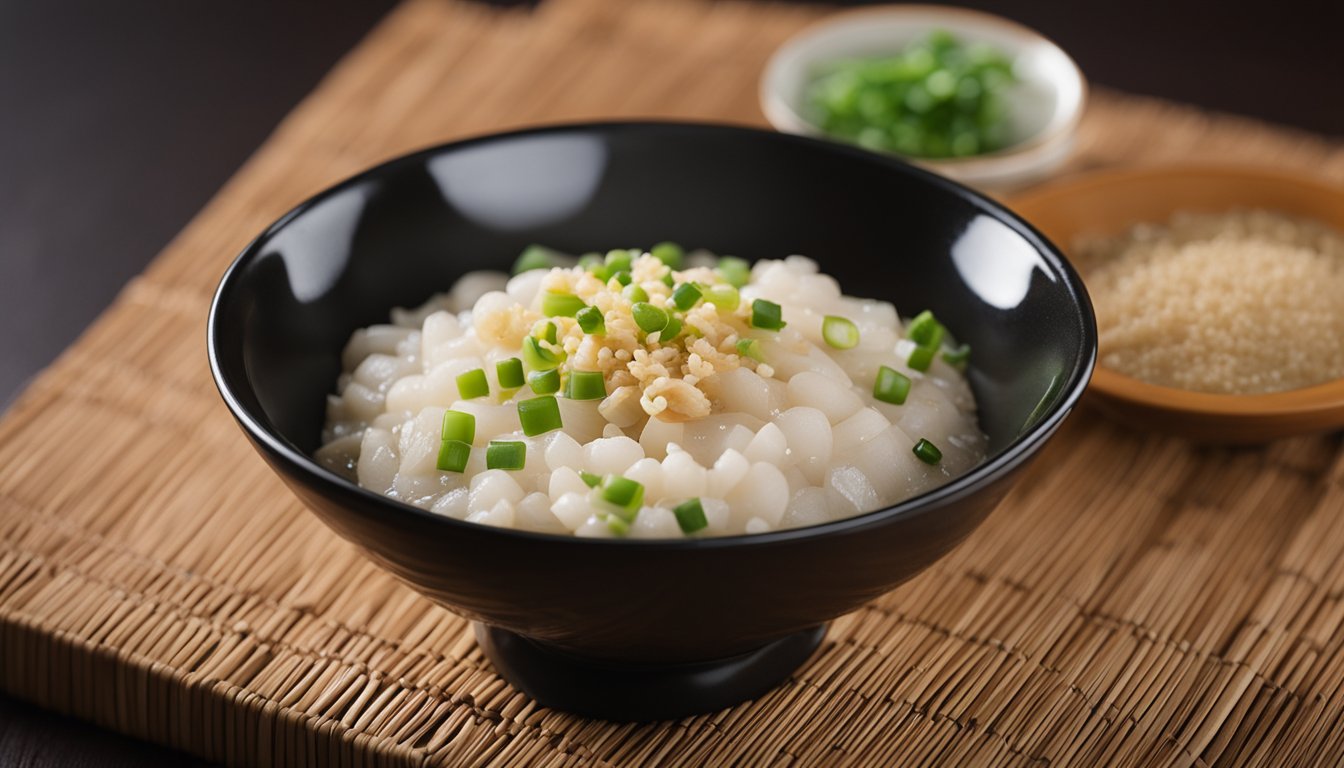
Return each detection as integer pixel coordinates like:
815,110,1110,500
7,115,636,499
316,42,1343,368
474,623,827,721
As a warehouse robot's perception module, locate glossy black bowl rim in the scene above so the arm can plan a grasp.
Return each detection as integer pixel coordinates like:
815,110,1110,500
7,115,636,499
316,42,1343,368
207,119,1097,550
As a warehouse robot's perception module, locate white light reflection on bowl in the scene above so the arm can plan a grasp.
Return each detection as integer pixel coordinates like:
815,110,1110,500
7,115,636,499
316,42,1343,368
428,136,608,231
269,183,370,302
951,215,1054,310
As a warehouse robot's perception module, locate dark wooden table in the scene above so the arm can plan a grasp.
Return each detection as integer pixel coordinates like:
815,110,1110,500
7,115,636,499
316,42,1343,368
1,0,1339,764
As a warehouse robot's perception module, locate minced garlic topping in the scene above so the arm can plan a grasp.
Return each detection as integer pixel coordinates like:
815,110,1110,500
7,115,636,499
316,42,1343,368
475,254,764,421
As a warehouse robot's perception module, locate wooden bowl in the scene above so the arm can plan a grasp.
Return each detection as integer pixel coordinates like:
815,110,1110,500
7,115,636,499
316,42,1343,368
1012,165,1344,443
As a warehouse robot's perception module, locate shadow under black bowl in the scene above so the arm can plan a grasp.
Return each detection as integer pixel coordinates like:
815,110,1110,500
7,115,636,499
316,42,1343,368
208,121,1095,720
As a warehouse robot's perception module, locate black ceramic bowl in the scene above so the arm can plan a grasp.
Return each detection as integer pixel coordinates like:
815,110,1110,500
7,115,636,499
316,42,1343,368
208,122,1095,721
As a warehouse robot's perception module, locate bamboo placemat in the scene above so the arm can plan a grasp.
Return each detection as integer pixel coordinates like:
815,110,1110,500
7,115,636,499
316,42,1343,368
4,0,1344,765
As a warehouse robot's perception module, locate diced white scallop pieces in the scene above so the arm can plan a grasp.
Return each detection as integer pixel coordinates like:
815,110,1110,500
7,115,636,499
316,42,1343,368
469,469,525,513
544,431,584,473
850,426,933,501
314,433,361,481
550,492,594,531
396,407,447,475
420,311,463,368
356,428,399,494
450,400,519,445
774,406,833,484
602,423,626,438
467,499,515,528
341,324,415,370
598,386,646,428
515,492,568,534
743,423,789,465
707,449,750,498
556,398,606,445
745,517,772,534
698,498,731,535
682,414,765,467
506,268,548,307
787,371,862,423
725,462,790,527
392,294,452,328
630,507,681,539
832,407,892,456
783,465,810,495
337,382,385,422
705,368,776,422
353,353,417,393
825,465,879,517
640,417,684,461
548,466,590,499
455,274,510,313
660,449,708,499
623,458,664,502
782,487,832,530
583,436,644,476
431,486,470,519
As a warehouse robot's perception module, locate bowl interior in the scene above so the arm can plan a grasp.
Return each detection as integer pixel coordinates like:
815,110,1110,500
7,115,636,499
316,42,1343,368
1011,164,1344,441
760,6,1086,156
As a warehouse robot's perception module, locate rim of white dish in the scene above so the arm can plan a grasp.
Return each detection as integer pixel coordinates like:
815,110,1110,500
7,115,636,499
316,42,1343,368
759,5,1088,173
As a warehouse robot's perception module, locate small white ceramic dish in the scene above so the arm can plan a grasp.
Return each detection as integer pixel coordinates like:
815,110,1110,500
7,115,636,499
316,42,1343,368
760,5,1087,191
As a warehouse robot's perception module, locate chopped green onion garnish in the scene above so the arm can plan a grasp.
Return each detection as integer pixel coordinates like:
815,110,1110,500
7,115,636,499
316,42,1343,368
522,336,563,371
440,409,476,443
456,368,489,400
606,515,631,536
661,272,675,287
906,310,942,346
496,358,524,389
874,365,912,405
578,252,603,270
913,438,943,465
650,241,684,269
717,256,751,288
567,370,606,400
580,471,602,488
750,299,786,331
672,498,708,533
623,284,648,303
437,439,471,473
575,306,605,334
736,338,765,362
632,302,668,333
528,368,561,395
541,291,587,318
512,244,562,275
486,440,526,471
659,315,682,341
942,343,971,370
671,282,702,311
531,320,558,344
612,270,633,286
595,474,645,521
822,315,860,349
604,249,634,273
908,344,936,372
702,284,740,311
517,395,562,436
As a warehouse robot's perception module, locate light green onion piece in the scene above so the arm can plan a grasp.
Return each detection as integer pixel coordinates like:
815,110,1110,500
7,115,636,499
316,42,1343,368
541,291,587,318
913,438,943,465
567,370,606,400
578,252,604,270
440,409,476,443
522,336,563,371
661,271,675,287
736,338,765,362
659,315,682,341
532,319,558,344
580,471,602,488
512,244,563,275
486,440,526,471
907,344,937,372
702,284,740,311
517,395,562,436
606,515,631,536
717,256,751,288
496,358,525,390
595,474,645,521
822,315,860,349
528,368,561,395
604,249,634,273
874,365,912,405
575,305,605,334
942,343,971,370
673,498,708,534
612,270,633,286
650,241,684,269
632,302,668,333
906,310,942,346
623,284,648,303
436,440,471,473
750,299,786,331
671,282,702,311
456,368,489,400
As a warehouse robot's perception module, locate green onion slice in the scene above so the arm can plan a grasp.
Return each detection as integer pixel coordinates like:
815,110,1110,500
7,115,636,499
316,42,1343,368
580,471,602,488
612,270,633,286
623,284,648,303
575,305,605,334
567,370,607,400
631,302,668,333
659,315,682,341
606,515,631,536
604,249,634,273
736,338,765,362
913,438,943,465
456,368,489,400
702,284,740,311
595,474,645,521
717,256,751,288
528,368,561,395
512,244,563,275
436,440,471,473
672,498,708,533
541,291,587,318
522,336,563,371
650,241,684,269
531,319,558,344
750,299,786,331
670,282,702,311
906,310,942,346
942,343,971,370
874,365,912,405
495,358,525,390
440,409,476,443
822,315,860,349
517,395,563,436
907,344,936,372
486,440,526,470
